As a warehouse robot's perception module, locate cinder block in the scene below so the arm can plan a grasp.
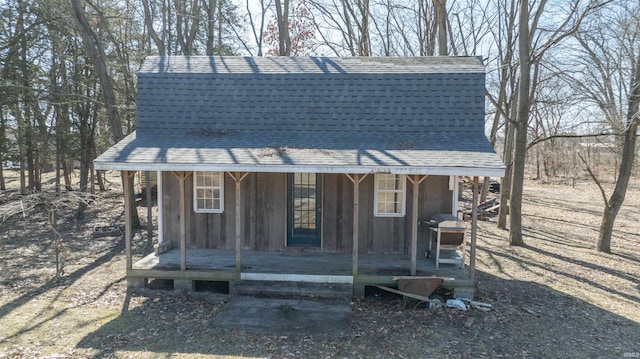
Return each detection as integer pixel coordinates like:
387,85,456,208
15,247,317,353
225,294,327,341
352,284,366,298
453,287,475,299
174,279,195,292
127,277,147,288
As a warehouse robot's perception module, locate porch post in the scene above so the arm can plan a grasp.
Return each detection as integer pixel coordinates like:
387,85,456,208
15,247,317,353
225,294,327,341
235,172,242,279
451,175,459,217
178,172,187,271
123,170,132,271
145,171,152,241
470,176,479,281
157,171,163,244
352,174,360,277
229,172,249,280
411,175,419,276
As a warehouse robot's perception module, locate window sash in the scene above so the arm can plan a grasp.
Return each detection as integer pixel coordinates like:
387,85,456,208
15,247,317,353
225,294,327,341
374,174,406,217
193,172,224,213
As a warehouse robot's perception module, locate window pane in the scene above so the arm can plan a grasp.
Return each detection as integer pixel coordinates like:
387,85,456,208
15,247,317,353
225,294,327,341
201,189,210,199
378,175,388,190
395,175,404,190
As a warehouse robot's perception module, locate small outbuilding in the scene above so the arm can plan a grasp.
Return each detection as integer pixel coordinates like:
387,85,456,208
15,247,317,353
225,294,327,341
94,56,505,297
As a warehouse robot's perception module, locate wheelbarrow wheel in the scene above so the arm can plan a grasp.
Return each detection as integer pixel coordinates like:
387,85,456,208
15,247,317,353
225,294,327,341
428,294,445,309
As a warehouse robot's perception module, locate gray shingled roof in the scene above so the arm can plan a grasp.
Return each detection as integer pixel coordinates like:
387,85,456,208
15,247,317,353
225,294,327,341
94,56,505,177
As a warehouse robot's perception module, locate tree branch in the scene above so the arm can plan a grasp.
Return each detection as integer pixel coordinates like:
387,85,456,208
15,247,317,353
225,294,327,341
526,131,612,150
577,152,609,207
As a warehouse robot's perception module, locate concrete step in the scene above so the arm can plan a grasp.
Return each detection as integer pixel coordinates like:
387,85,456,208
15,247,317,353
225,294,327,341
232,280,353,300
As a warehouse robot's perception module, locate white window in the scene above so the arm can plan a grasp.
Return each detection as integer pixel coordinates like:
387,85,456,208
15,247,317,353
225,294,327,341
374,174,406,217
193,172,224,213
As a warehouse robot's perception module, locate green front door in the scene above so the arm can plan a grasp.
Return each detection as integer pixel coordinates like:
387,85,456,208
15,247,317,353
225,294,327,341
287,173,321,247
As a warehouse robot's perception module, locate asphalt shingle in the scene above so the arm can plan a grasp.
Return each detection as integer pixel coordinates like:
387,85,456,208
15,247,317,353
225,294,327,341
95,56,505,177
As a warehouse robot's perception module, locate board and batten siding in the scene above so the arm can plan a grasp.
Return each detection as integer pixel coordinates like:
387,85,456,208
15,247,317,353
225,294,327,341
162,172,452,254
322,174,451,255
162,172,287,251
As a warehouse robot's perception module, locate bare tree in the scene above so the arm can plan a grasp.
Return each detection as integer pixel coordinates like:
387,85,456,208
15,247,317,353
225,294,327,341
506,0,609,245
309,0,370,56
245,0,269,56
483,0,518,226
142,0,166,55
570,2,640,252
68,0,141,225
68,0,124,143
508,0,531,246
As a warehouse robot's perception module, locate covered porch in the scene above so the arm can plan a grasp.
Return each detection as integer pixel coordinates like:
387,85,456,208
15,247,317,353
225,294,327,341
121,169,483,297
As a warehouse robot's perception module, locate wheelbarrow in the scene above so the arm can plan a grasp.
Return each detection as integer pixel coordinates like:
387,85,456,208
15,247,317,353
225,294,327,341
377,276,452,308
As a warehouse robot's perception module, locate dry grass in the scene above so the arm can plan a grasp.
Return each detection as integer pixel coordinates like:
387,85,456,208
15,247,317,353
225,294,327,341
0,170,638,358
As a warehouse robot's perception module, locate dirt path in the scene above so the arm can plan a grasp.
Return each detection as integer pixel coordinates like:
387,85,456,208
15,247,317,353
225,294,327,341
0,175,638,358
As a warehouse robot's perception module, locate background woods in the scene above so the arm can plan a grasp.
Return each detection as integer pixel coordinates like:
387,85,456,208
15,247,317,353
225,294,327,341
0,0,638,252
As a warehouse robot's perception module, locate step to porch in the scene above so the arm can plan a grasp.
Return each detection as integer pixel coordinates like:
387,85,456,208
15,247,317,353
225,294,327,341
232,280,354,300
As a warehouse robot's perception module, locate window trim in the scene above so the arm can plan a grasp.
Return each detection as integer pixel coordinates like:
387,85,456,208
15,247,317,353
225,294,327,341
373,174,406,217
193,171,224,213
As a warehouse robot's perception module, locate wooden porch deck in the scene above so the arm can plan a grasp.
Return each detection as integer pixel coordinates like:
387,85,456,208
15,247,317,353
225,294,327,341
130,248,472,296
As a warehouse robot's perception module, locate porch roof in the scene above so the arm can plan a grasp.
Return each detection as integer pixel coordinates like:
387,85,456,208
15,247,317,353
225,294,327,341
94,129,505,177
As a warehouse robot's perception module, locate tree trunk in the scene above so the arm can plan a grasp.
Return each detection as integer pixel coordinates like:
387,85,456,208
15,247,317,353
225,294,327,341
596,53,640,252
18,0,36,193
69,0,124,143
96,170,106,191
185,0,200,55
508,0,530,246
69,0,138,227
360,0,370,56
480,176,489,203
142,0,165,55
0,106,5,190
275,0,291,56
433,0,447,56
205,0,217,55
498,120,514,229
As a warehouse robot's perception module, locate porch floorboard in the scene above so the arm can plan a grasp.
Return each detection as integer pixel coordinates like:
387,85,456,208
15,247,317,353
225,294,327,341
132,248,469,280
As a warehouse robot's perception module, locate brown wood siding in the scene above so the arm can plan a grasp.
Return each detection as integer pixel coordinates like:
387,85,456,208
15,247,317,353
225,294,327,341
245,173,287,251
162,172,286,250
321,174,354,251
162,172,452,254
321,174,452,254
